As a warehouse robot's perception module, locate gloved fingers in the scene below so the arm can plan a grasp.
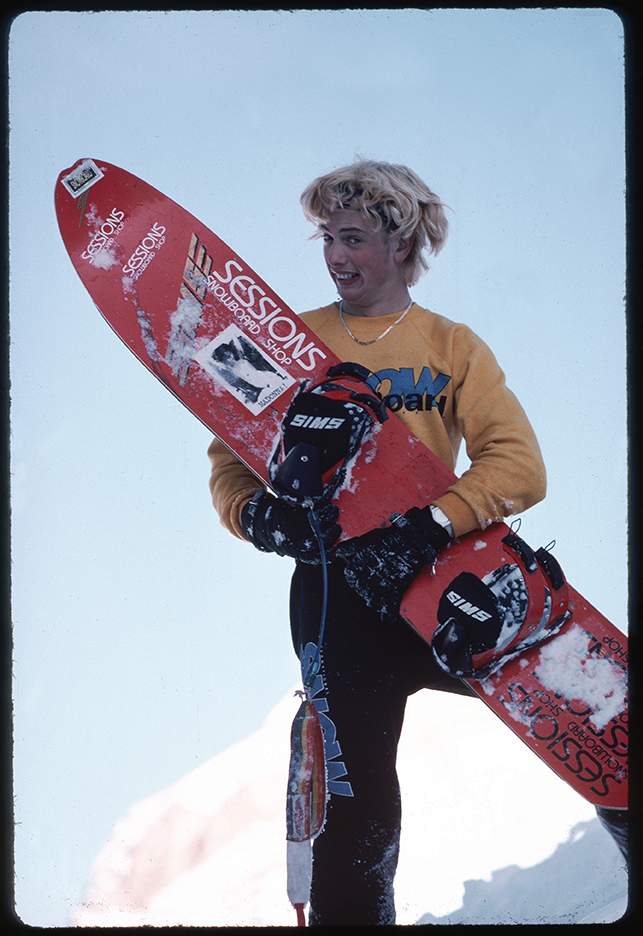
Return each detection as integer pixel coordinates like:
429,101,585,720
310,502,342,542
242,491,340,561
344,565,404,623
299,525,342,562
342,543,415,615
332,539,358,562
323,522,343,546
314,500,340,525
333,526,389,562
344,549,417,591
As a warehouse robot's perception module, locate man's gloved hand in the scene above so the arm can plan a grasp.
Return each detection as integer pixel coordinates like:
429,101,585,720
335,506,451,622
241,490,341,563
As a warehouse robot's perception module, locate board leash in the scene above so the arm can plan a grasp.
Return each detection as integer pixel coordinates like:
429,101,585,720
287,508,330,926
302,509,328,695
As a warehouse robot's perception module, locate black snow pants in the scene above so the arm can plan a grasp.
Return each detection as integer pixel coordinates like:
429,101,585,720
290,559,476,926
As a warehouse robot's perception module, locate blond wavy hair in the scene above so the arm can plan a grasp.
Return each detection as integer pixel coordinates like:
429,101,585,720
300,160,449,286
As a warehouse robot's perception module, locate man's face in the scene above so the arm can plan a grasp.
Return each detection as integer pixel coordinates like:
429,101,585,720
320,209,407,313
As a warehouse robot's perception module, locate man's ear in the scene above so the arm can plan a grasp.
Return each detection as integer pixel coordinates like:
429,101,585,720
394,233,414,264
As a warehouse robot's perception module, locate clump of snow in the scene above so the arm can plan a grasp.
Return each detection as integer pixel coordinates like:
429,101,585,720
362,429,382,464
473,539,487,550
478,673,498,696
91,247,118,270
84,202,101,227
534,625,627,730
136,307,162,363
168,292,202,339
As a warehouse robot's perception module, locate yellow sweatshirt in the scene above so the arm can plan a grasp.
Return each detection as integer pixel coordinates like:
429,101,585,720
207,302,546,539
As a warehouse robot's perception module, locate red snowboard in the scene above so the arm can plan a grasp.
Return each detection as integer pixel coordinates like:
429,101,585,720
55,158,627,810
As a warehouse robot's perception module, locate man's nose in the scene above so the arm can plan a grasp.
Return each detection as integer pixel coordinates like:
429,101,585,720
326,241,347,266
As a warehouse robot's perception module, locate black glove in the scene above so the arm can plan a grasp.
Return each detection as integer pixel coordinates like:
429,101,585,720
335,506,451,622
241,491,341,564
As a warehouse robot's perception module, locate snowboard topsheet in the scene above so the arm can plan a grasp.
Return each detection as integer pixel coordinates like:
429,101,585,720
55,158,628,810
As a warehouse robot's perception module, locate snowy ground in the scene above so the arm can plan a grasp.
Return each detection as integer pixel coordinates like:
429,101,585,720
72,688,627,926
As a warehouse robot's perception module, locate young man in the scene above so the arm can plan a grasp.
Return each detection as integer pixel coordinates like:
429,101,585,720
207,160,626,924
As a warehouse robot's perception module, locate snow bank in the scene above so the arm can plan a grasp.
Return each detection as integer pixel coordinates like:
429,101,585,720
73,687,626,926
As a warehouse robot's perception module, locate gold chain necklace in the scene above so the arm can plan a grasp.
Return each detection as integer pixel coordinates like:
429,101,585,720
338,299,414,346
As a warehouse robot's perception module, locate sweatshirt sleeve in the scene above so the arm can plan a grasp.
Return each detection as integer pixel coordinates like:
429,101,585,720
433,326,546,537
207,437,267,539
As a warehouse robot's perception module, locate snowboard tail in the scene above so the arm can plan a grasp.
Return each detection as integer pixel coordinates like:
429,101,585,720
55,158,627,809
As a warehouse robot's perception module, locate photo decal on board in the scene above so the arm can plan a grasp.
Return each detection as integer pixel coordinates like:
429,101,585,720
194,324,295,415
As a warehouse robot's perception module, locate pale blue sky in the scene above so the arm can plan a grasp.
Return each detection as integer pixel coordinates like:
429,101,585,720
9,9,626,926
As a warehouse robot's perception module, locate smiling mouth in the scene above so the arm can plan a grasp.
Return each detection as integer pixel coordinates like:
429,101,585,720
333,271,358,282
